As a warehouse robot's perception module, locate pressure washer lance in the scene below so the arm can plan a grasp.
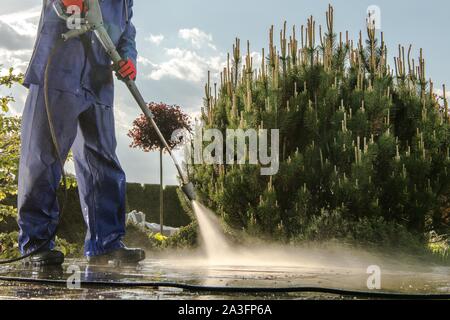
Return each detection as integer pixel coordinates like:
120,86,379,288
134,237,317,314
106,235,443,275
0,0,195,266
53,0,197,201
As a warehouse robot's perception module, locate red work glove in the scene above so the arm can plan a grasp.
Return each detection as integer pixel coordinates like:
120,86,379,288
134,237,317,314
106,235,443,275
62,0,84,11
116,58,137,81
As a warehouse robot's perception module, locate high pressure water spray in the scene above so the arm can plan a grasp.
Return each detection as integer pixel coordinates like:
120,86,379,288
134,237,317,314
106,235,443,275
54,0,197,201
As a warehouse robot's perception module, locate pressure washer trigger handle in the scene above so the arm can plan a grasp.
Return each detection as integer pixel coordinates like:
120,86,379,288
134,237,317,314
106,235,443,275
61,25,91,41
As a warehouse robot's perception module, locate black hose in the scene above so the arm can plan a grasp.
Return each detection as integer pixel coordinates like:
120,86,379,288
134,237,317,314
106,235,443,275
0,38,68,265
0,275,449,299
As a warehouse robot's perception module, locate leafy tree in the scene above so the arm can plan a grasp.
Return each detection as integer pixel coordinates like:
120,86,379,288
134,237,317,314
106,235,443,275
128,102,191,233
0,67,22,258
187,6,450,247
0,68,81,258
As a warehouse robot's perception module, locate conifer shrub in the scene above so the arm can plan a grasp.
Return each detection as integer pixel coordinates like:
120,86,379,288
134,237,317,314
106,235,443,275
186,6,450,247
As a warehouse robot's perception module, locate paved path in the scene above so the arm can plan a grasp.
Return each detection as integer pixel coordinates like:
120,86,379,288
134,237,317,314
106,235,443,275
1,254,449,300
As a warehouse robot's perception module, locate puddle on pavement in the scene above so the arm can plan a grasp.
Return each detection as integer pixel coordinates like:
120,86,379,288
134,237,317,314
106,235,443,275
0,246,449,299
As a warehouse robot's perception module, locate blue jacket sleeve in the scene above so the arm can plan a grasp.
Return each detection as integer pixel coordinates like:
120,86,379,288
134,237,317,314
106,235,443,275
117,0,137,66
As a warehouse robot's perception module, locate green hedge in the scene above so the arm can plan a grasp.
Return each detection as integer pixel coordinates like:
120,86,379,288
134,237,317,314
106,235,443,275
125,183,191,227
2,183,191,245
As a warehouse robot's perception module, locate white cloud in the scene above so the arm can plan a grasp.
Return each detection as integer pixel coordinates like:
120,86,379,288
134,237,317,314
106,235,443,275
147,47,224,83
139,28,225,83
179,28,216,50
0,6,40,72
434,88,450,99
0,21,34,50
145,33,165,46
244,51,263,70
137,55,158,68
187,109,203,122
114,105,134,132
0,6,41,37
0,48,32,72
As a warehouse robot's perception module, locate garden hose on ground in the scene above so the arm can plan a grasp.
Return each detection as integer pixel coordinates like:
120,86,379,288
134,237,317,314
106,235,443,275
0,38,68,265
0,275,449,299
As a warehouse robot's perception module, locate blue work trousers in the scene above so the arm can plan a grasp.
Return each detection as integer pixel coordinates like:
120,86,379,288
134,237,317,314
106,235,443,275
18,84,126,257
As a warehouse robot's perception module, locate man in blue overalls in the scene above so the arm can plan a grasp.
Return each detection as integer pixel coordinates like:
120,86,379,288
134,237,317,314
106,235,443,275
18,0,145,265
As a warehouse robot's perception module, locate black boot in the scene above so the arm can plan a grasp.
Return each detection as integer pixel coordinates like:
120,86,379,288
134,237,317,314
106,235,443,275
24,249,65,267
87,247,145,265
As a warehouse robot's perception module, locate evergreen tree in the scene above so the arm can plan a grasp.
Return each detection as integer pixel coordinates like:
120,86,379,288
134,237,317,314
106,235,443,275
187,6,450,245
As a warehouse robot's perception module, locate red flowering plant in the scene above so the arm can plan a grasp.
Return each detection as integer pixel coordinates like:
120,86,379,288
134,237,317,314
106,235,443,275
128,102,191,234
128,102,191,152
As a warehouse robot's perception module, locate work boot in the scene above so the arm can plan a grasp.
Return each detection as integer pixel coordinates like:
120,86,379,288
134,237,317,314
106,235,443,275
87,247,145,265
24,249,65,267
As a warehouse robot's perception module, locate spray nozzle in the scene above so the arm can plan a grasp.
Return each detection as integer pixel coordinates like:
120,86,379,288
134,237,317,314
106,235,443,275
181,182,197,202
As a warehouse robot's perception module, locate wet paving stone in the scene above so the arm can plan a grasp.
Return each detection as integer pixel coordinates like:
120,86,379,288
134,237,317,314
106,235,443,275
0,257,449,300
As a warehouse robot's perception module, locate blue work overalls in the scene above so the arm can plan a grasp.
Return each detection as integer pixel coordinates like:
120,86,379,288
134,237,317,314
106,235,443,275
18,0,137,257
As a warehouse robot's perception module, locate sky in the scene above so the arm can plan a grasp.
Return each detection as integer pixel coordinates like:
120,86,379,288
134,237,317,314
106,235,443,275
1,0,449,185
